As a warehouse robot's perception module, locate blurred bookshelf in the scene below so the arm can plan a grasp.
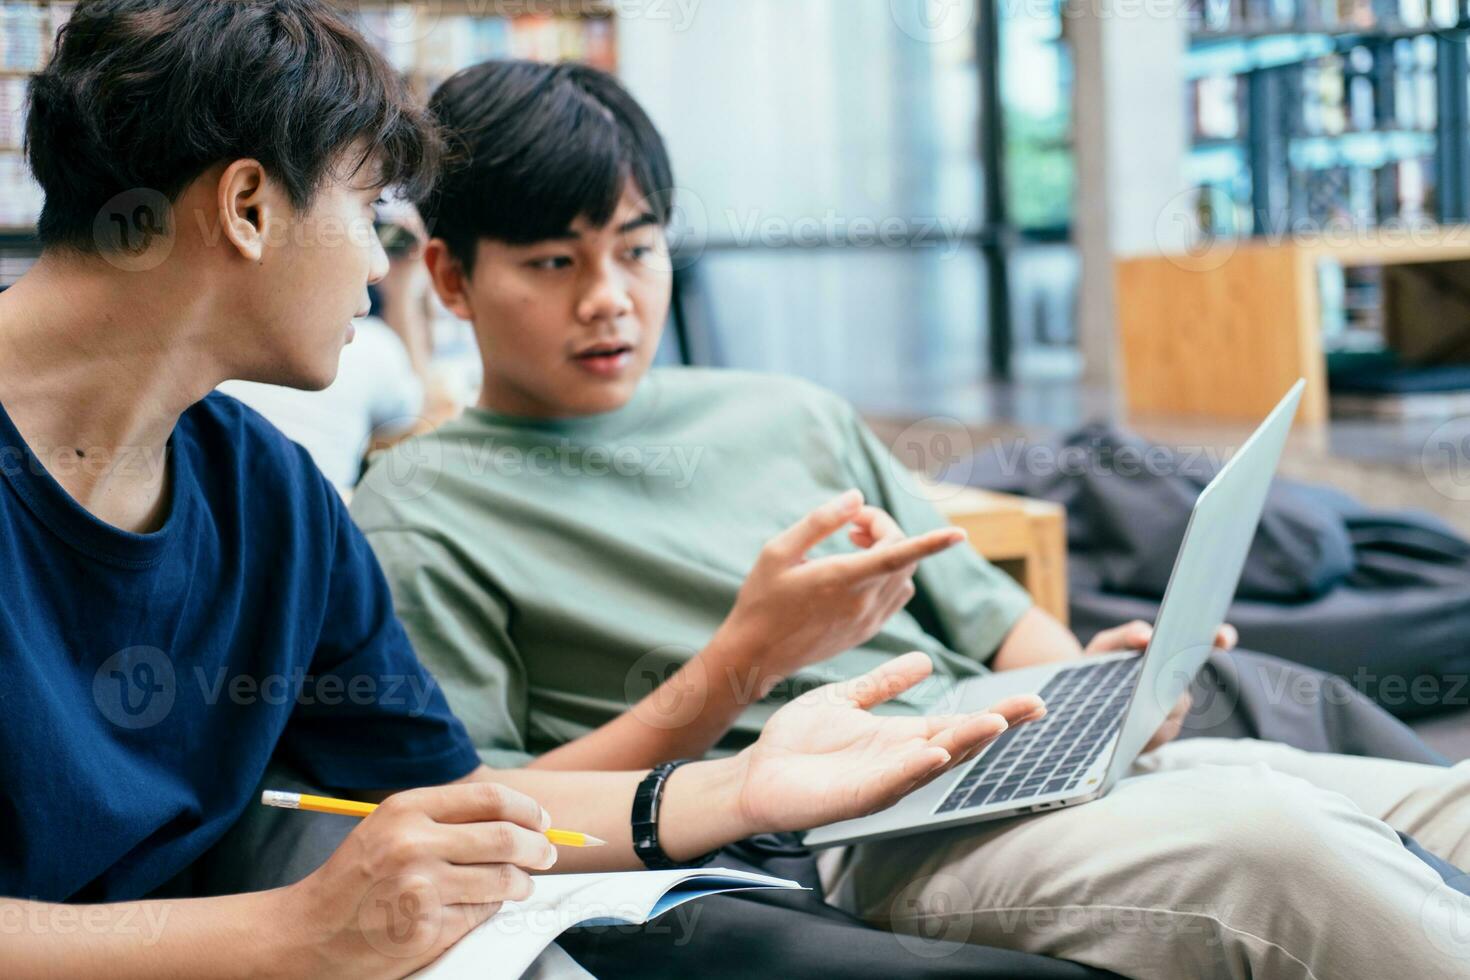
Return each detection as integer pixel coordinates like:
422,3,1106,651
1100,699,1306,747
347,0,616,97
0,1,66,241
1183,1,1470,240
0,0,617,288
1180,1,1470,419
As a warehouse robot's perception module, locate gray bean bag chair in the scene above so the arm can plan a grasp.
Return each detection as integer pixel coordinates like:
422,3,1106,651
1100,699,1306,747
952,424,1470,720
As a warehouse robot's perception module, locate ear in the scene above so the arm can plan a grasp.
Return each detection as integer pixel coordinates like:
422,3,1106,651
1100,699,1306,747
217,159,272,263
424,238,474,321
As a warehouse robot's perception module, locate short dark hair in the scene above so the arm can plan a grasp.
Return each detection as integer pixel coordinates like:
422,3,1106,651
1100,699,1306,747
27,0,439,252
422,60,674,270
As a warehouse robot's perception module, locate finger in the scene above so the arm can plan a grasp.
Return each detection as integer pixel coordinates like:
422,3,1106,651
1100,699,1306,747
395,782,550,831
1144,717,1184,755
438,862,535,906
764,490,864,564
883,742,993,805
952,730,1000,768
829,527,966,580
1145,695,1192,753
985,694,1048,727
949,716,1028,768
914,699,1041,740
1215,624,1239,651
1087,620,1153,655
849,525,894,550
862,746,954,811
849,506,904,547
926,713,1009,758
437,821,558,870
436,900,504,952
871,571,917,620
827,651,934,709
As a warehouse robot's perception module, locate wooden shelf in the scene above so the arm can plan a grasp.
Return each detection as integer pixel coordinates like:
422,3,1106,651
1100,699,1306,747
1115,227,1470,426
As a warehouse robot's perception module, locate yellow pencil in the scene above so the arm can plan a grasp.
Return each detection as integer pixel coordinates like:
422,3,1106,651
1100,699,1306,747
260,790,606,847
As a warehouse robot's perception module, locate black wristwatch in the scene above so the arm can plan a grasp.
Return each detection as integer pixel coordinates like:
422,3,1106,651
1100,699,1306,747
631,760,719,870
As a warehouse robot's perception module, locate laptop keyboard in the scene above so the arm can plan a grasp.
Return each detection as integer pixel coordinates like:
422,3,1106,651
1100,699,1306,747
935,655,1143,814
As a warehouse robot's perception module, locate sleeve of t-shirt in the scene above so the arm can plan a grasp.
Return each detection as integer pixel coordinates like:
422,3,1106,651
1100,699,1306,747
835,400,1033,665
362,525,536,771
276,488,483,790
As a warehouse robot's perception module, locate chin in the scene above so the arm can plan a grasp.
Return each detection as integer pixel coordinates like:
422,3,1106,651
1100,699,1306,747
269,359,340,393
576,382,639,415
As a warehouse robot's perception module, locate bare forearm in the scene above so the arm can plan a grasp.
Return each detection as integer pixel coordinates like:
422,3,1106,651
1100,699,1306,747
990,607,1085,673
462,755,751,875
531,635,758,772
1,890,298,979
379,290,434,383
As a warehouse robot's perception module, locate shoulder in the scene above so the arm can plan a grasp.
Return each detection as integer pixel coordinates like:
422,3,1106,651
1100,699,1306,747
350,419,470,535
186,391,314,460
183,392,339,516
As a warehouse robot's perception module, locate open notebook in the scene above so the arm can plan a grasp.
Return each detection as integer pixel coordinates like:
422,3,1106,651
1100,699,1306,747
411,868,803,979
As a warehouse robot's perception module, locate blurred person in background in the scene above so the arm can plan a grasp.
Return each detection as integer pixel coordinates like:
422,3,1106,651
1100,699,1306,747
220,206,457,493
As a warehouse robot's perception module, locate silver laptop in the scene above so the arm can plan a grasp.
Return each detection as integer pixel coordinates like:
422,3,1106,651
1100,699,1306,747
804,380,1306,849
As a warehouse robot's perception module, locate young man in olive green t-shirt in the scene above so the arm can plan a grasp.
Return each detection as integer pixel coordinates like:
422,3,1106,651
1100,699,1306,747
351,60,1470,980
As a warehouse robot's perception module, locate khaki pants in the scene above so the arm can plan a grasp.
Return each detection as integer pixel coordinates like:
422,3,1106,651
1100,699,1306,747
819,738,1470,980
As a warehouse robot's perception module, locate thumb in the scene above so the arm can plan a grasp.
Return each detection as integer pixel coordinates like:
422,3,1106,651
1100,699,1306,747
763,490,864,564
1088,620,1153,654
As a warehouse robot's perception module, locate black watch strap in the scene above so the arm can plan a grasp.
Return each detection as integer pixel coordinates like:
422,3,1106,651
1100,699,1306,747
631,760,718,870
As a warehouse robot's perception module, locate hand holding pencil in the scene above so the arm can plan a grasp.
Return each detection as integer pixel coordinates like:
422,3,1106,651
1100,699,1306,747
262,790,605,848
272,781,575,974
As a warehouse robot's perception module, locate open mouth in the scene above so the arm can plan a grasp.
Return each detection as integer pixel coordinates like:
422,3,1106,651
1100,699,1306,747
574,341,634,361
572,341,635,371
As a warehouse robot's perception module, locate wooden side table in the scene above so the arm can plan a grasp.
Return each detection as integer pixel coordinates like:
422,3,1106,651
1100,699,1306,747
925,483,1070,625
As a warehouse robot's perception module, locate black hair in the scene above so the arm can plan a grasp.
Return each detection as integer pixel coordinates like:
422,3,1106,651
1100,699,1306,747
26,0,439,253
422,59,674,271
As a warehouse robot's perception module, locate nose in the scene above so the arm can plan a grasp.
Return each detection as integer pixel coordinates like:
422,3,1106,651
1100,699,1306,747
366,233,390,287
576,257,634,324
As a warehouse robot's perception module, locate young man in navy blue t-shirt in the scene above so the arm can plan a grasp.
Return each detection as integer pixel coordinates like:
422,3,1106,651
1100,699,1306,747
0,3,1038,975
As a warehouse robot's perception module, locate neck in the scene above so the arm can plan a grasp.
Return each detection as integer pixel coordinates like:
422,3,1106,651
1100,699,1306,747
475,370,566,420
0,250,225,531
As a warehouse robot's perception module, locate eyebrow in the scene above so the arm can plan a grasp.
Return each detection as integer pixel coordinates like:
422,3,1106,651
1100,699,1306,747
542,212,660,241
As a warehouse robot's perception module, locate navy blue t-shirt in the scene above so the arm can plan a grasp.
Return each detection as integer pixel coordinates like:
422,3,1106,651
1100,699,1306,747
0,393,481,903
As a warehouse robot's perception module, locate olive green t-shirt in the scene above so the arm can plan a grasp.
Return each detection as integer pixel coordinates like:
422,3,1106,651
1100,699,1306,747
351,369,1032,768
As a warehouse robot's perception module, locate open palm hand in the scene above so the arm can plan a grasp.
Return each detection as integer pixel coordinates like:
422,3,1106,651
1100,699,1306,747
734,653,1046,834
